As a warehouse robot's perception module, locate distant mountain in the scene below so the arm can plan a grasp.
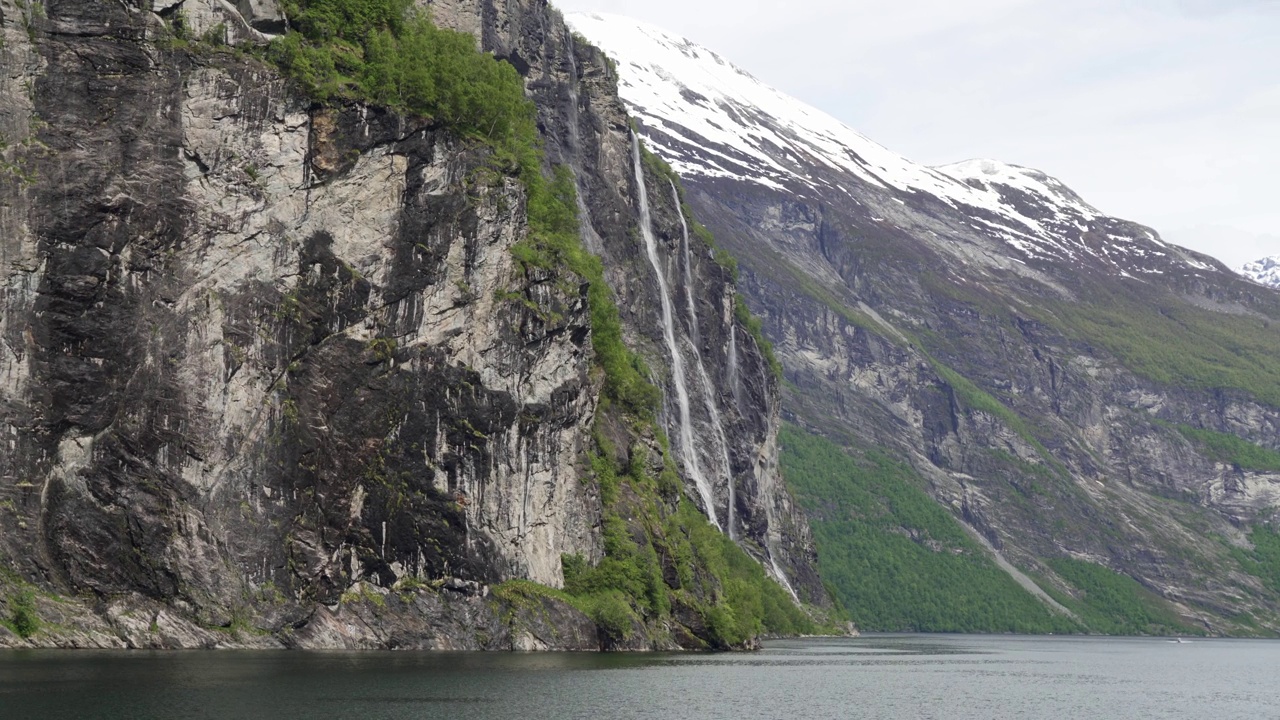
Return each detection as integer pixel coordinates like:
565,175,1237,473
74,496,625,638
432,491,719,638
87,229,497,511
1241,256,1280,288
570,12,1280,635
567,13,1223,280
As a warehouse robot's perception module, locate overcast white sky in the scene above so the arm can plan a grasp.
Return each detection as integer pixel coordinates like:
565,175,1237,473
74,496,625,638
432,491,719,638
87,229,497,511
556,0,1280,268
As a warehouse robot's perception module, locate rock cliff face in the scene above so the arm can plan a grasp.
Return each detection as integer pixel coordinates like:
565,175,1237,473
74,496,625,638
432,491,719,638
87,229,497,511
572,13,1280,633
423,0,824,602
0,0,823,648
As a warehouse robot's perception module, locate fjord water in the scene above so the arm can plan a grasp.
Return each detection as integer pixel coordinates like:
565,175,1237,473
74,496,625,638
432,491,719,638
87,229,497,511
3,636,1279,719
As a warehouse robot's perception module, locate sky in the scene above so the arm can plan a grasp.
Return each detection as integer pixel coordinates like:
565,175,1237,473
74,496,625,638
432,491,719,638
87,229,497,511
555,0,1280,268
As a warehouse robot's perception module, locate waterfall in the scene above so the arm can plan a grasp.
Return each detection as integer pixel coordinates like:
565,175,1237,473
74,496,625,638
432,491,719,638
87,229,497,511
564,29,604,254
770,552,800,602
727,321,746,411
631,133,719,529
670,181,736,539
693,359,736,540
564,26,584,157
670,181,701,350
575,191,603,255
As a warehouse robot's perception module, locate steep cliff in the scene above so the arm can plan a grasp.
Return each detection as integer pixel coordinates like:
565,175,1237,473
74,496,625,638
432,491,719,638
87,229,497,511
572,13,1280,635
422,0,825,605
0,0,828,648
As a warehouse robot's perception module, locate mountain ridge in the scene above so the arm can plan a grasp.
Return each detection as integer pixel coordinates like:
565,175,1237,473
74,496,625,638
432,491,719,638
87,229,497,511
570,11,1280,635
1240,256,1280,288
566,12,1238,283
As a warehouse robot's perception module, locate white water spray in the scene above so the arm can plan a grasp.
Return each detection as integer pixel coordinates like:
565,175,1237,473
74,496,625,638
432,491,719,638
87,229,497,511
770,553,800,602
670,181,736,539
631,133,719,529
670,180,701,351
727,321,745,411
694,356,735,539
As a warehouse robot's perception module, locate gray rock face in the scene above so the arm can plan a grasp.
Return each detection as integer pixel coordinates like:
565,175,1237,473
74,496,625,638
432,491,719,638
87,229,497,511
3,0,599,645
0,0,825,646
233,0,285,34
425,0,826,603
574,13,1280,632
154,0,279,44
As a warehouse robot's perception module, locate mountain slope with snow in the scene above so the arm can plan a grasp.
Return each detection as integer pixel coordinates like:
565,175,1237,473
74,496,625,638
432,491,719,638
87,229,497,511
1241,256,1280,288
570,12,1280,635
566,12,1223,277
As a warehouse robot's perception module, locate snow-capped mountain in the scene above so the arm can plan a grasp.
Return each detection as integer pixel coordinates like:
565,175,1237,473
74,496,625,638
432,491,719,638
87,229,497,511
568,12,1280,635
566,12,1222,279
1240,256,1280,288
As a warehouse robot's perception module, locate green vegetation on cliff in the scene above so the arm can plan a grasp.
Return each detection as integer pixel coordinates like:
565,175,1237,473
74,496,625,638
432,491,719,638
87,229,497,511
639,144,782,379
1232,524,1280,594
559,424,823,648
930,359,1065,475
542,144,822,646
269,1,657,416
1044,288,1280,407
512,166,660,414
779,424,1208,636
271,0,536,171
1176,426,1280,473
1,589,38,639
735,296,782,380
265,2,822,646
779,424,1078,633
509,145,814,647
1043,558,1196,636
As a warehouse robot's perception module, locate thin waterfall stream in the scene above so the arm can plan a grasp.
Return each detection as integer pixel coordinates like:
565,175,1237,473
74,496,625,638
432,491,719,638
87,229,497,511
630,133,719,529
670,180,736,540
727,322,745,410
671,181,701,350
564,32,604,255
770,555,800,601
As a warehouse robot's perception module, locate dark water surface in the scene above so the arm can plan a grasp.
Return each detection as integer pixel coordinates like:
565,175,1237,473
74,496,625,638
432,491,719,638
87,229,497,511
2,635,1278,719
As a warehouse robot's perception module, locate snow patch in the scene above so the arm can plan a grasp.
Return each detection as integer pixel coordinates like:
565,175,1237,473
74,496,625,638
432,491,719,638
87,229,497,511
567,12,1236,281
1239,255,1280,288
